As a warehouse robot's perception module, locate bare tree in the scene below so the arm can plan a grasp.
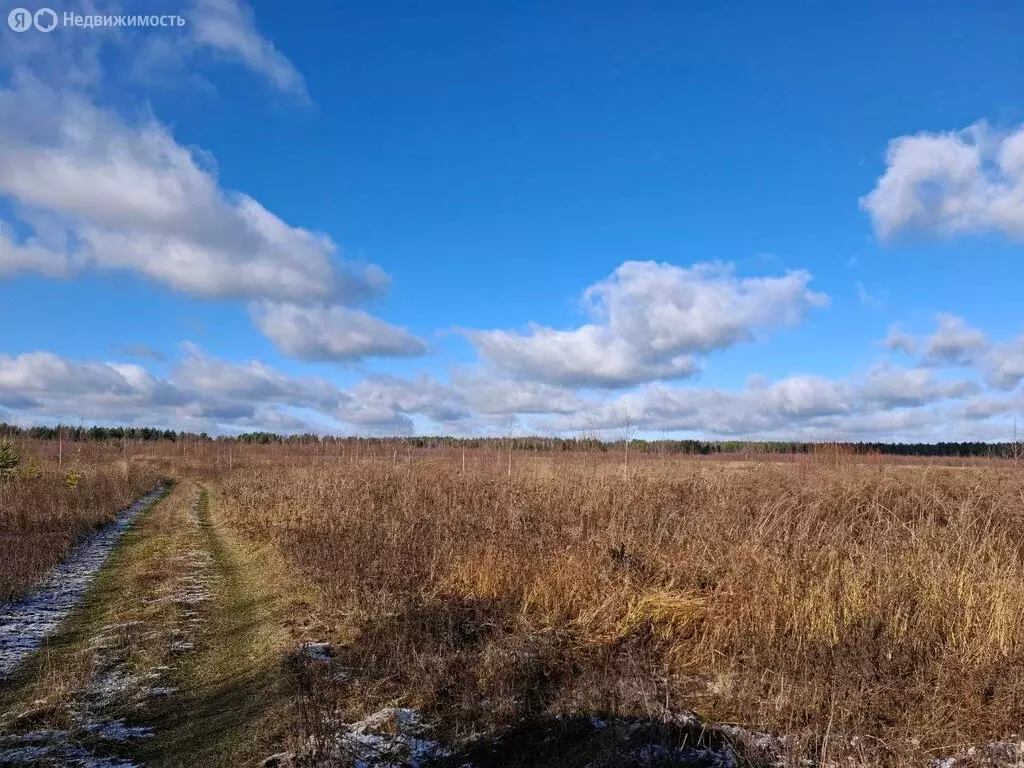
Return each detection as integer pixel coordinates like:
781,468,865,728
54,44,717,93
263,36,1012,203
505,414,518,478
1014,417,1023,467
620,407,635,480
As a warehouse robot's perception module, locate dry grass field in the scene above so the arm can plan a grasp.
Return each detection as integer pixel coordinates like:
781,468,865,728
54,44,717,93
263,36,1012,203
219,447,1024,765
4,438,1024,766
0,438,165,601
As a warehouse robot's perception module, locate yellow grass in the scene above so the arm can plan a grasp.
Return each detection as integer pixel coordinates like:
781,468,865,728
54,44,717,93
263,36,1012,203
7,438,1024,765
0,440,164,601
216,450,1024,764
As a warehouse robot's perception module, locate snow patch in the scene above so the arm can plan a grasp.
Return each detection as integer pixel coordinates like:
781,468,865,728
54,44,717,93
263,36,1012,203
300,642,333,663
0,724,148,766
85,720,153,742
0,486,167,679
340,708,451,767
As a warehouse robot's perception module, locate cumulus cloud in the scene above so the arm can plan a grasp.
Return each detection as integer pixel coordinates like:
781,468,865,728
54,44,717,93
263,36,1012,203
0,343,1007,441
251,303,427,362
875,317,1024,393
0,82,380,303
468,261,828,388
0,223,69,278
861,122,1024,239
0,351,185,414
860,364,979,407
539,365,978,440
0,79,419,364
986,335,1024,391
955,391,1024,421
450,370,583,417
0,347,475,435
340,375,470,431
922,314,990,366
882,324,918,356
0,347,348,433
173,343,346,412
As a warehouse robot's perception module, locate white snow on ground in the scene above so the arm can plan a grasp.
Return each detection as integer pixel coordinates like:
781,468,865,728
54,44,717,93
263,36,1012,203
299,642,333,663
930,737,1024,767
0,726,146,766
273,706,749,768
0,486,167,680
0,486,214,768
276,646,756,768
284,707,452,768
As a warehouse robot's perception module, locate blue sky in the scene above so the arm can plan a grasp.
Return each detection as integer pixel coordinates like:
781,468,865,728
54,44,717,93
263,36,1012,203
1,1,1023,440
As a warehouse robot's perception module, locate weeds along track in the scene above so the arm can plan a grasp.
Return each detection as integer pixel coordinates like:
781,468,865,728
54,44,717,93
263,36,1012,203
0,485,168,680
0,457,166,603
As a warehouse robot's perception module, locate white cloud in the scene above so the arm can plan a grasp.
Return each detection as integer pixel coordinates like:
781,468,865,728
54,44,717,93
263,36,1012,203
1,0,305,98
955,391,1024,421
0,82,380,303
861,122,1024,239
535,364,978,440
251,303,427,362
187,0,308,98
341,375,470,431
923,314,990,366
0,80,420,364
0,344,1009,442
860,364,978,407
0,347,353,433
0,224,69,278
854,281,884,309
882,324,918,356
0,351,184,413
876,317,1024,394
173,343,346,412
468,261,828,388
450,369,583,417
985,335,1024,391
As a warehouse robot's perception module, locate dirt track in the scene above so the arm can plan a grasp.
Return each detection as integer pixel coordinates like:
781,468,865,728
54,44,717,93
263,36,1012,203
0,483,293,768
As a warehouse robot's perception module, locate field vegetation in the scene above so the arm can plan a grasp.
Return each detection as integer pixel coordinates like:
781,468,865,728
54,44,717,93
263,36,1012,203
219,446,1024,765
0,437,164,601
4,436,1024,766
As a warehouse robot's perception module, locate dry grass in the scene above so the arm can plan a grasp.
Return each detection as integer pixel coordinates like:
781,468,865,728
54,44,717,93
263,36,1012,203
0,439,164,601
217,450,1024,765
8,438,1024,764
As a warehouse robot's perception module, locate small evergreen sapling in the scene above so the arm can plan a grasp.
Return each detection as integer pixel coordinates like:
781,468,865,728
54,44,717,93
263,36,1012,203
0,439,20,481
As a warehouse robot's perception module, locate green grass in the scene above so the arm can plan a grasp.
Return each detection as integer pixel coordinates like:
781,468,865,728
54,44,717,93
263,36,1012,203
132,486,297,767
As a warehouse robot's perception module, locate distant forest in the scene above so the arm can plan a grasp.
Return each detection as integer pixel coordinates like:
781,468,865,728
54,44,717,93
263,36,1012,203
1,422,1022,459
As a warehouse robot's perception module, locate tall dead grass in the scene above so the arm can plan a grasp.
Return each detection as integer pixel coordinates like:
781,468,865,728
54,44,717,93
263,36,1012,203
0,440,165,601
219,452,1024,764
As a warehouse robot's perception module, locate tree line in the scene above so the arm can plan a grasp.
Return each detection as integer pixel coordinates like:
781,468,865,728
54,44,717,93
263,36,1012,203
1,422,1021,459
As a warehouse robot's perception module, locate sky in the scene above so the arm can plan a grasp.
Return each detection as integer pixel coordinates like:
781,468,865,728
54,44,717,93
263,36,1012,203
1,1,1023,441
